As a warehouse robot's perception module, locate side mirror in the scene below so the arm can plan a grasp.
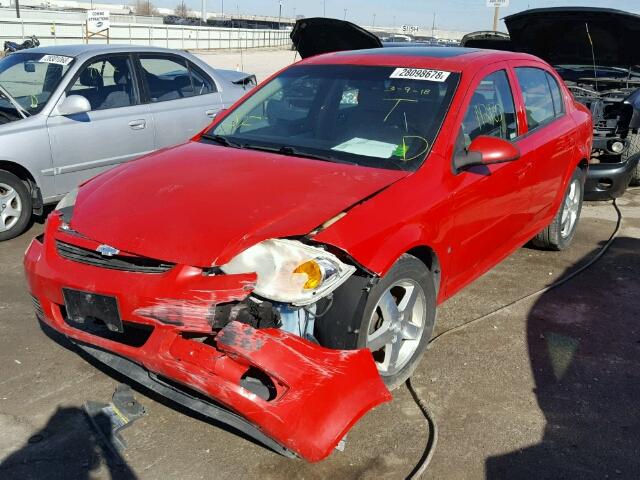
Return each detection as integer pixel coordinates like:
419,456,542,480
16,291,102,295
24,62,36,73
55,95,91,116
453,135,520,173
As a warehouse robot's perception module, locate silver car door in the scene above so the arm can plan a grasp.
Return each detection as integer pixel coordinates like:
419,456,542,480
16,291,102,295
136,53,224,149
46,53,155,195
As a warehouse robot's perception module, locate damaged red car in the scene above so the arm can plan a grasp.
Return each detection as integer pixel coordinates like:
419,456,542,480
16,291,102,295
24,22,593,463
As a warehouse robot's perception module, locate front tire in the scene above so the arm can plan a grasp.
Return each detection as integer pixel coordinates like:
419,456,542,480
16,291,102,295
0,170,32,241
532,167,584,251
356,254,437,390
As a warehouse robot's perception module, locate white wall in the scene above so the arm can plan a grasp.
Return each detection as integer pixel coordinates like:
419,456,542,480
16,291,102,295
0,15,291,49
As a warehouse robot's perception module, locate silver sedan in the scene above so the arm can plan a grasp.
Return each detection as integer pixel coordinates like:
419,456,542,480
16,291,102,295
0,44,255,240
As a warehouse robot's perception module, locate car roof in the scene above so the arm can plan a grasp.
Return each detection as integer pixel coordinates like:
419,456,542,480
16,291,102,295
22,44,188,59
300,46,542,71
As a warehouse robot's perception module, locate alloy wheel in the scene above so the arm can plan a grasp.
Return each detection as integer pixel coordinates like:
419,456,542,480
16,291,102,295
560,178,581,238
365,279,426,376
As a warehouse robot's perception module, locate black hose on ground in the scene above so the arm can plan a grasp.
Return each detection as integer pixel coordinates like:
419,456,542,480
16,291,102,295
405,198,623,479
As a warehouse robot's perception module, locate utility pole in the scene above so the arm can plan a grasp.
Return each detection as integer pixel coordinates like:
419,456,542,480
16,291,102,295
372,13,376,27
431,12,435,38
221,0,224,20
343,8,347,20
278,0,282,29
201,0,206,25
322,0,326,17
493,6,499,31
15,0,20,18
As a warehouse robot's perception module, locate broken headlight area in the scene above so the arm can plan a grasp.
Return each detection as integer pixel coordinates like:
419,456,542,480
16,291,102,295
54,186,79,225
220,238,356,306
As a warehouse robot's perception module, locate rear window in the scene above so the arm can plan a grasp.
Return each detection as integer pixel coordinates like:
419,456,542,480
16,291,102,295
208,64,460,171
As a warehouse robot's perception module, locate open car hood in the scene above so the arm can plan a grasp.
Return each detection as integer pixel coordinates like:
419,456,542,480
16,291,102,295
503,7,640,68
460,31,512,50
290,17,382,59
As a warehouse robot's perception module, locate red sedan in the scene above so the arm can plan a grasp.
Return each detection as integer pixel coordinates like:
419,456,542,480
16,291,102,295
24,44,592,462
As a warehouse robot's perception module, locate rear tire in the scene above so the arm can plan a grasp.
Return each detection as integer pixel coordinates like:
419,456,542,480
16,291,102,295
622,133,640,186
532,168,584,251
0,170,32,241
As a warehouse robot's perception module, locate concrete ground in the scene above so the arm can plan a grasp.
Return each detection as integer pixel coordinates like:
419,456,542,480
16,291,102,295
1,49,639,479
194,48,300,83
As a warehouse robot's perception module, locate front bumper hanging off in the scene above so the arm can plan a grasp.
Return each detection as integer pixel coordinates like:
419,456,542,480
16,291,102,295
24,227,391,462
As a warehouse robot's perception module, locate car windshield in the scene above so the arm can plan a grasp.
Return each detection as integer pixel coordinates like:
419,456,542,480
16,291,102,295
0,52,74,115
207,64,459,171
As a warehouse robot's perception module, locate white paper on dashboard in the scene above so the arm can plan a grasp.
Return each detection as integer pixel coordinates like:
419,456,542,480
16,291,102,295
331,137,397,158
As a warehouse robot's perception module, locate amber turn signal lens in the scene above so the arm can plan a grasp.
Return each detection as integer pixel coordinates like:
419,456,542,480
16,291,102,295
293,260,323,289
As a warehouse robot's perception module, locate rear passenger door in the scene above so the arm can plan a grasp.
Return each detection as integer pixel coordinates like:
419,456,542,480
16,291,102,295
47,53,155,195
510,63,576,225
135,53,224,149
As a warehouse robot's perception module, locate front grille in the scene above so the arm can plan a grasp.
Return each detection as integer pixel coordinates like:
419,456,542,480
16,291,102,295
56,240,174,274
30,295,44,319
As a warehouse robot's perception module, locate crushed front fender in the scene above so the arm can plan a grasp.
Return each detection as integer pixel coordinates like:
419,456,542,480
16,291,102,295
214,321,392,461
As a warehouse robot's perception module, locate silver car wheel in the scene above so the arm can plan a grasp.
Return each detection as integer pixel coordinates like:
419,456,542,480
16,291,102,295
365,279,426,376
0,182,22,233
560,178,581,238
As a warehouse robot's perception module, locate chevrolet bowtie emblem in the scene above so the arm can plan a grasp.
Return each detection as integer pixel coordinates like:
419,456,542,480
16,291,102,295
96,244,119,256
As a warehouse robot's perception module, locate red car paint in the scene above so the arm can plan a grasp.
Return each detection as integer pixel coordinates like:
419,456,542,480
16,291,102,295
68,142,407,267
24,48,592,461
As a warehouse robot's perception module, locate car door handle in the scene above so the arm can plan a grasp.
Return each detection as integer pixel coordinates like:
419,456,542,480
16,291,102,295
205,109,218,118
128,120,146,130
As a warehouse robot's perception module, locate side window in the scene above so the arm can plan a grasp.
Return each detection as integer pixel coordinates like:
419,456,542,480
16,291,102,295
187,62,216,95
460,70,517,147
68,56,136,110
545,71,564,116
139,55,215,102
515,67,556,130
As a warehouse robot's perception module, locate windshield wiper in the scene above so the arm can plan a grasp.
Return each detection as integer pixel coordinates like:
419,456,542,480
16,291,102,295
200,133,243,148
240,143,354,164
0,84,29,119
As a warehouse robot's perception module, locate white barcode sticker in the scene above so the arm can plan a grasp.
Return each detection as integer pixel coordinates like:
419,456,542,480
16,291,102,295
390,68,451,82
39,54,73,65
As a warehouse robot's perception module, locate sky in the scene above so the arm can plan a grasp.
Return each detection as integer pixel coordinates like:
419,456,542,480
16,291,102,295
133,0,640,32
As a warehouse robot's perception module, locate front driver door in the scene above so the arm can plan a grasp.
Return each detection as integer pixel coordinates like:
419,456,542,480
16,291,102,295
446,65,533,296
47,53,155,195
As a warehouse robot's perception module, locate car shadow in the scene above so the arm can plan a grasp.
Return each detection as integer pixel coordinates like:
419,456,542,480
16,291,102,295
0,406,137,480
486,236,640,479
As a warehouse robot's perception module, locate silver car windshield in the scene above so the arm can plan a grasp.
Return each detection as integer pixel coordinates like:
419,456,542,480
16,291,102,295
208,64,459,171
0,52,75,115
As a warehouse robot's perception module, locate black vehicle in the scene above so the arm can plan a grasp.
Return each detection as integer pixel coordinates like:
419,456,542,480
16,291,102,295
3,35,40,54
461,7,640,199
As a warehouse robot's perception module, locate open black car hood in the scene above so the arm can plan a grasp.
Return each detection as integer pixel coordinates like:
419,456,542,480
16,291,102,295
504,7,640,68
290,17,382,59
460,31,511,50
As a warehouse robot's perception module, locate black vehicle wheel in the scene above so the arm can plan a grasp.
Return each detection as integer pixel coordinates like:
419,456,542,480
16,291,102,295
355,254,437,390
0,170,32,241
622,134,640,186
532,168,584,251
